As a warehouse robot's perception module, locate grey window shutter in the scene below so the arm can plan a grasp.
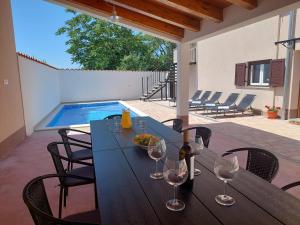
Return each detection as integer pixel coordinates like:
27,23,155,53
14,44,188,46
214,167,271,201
235,63,246,86
270,59,285,87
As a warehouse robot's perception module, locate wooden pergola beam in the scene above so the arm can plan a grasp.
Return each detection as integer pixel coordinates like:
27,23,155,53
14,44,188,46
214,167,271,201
226,0,257,10
153,0,223,22
61,0,184,39
107,0,201,31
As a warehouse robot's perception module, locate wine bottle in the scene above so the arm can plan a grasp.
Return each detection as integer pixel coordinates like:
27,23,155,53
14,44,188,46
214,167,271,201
179,130,194,188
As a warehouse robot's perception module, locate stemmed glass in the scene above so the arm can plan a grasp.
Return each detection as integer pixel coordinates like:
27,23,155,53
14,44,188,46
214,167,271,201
163,157,188,211
147,138,166,179
190,137,204,176
138,120,147,133
214,155,239,206
112,116,121,133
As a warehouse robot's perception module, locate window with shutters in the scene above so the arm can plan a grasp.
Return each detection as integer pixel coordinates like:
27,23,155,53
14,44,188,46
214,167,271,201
248,60,271,86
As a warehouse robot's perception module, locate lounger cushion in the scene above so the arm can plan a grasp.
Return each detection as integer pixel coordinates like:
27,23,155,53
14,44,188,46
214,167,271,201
217,106,230,110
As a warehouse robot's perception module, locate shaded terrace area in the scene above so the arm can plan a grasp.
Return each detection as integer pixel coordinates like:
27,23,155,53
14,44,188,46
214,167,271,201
1,100,300,225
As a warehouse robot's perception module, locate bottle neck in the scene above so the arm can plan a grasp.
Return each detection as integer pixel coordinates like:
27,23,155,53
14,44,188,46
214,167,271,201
183,130,189,143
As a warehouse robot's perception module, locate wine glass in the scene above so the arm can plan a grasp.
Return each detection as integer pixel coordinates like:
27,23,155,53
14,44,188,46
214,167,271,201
163,157,188,211
112,116,121,132
138,119,147,133
214,155,239,206
190,137,204,176
147,138,166,179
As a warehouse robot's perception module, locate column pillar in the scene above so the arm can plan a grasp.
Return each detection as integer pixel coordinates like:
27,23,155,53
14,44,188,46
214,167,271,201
176,42,190,128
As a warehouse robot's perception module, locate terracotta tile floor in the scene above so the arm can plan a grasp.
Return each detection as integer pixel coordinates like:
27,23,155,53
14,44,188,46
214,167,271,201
1,100,300,225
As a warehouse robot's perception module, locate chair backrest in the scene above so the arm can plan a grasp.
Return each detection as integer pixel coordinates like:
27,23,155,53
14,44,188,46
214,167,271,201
223,147,279,182
207,92,222,103
237,94,256,110
198,91,211,102
222,93,240,106
161,118,183,133
191,90,202,101
103,114,122,120
23,174,97,225
47,142,67,181
281,181,300,191
23,175,54,225
58,129,73,158
182,126,212,148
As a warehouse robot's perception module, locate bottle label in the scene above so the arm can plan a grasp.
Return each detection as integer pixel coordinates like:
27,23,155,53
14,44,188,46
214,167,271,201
190,156,195,180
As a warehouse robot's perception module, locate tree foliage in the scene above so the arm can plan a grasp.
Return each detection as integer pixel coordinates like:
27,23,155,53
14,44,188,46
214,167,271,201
56,10,176,70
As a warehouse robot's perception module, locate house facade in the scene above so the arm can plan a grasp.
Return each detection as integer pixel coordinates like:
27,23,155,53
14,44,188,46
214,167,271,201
188,9,300,118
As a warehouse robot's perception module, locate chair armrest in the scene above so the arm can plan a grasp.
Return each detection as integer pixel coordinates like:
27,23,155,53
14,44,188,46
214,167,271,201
222,148,249,156
68,137,92,147
281,181,300,191
67,128,91,135
67,141,92,149
64,174,95,183
52,150,94,166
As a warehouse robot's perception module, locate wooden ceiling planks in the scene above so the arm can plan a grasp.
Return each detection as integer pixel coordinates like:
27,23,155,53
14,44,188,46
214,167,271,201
107,0,201,31
64,0,185,39
226,0,257,9
54,0,259,40
152,0,223,22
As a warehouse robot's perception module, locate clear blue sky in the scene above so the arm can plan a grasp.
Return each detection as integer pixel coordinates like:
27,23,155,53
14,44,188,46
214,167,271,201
11,0,80,69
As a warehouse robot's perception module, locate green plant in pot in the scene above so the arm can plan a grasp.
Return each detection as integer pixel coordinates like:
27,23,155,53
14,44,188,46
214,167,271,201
265,105,280,119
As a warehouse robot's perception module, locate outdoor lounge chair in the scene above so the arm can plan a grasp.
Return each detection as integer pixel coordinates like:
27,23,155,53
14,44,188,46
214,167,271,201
211,94,255,116
190,91,222,109
207,93,239,114
188,90,202,103
190,91,211,107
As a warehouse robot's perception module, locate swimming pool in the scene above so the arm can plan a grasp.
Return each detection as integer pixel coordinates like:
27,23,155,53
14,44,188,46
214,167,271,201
47,101,139,127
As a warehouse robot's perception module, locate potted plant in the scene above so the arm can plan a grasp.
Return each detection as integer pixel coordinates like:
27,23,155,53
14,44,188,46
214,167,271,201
265,105,280,119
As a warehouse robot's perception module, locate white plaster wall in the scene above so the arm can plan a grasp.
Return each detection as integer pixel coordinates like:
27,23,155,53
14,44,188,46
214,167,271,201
18,56,60,135
295,8,300,50
59,70,154,102
184,0,300,43
196,16,286,111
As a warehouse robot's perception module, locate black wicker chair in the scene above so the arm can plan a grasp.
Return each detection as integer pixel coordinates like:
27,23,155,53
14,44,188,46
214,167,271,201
23,174,100,225
181,126,212,148
58,128,93,170
103,114,122,120
281,181,300,191
222,148,279,182
161,118,183,133
47,142,97,218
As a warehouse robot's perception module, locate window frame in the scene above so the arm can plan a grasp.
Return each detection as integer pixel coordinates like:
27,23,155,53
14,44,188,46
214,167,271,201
247,59,271,87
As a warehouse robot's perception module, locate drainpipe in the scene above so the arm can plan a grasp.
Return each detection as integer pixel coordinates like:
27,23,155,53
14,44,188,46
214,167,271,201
281,10,296,120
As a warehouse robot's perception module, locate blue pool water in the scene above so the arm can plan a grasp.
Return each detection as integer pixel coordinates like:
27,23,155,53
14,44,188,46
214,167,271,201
47,102,138,127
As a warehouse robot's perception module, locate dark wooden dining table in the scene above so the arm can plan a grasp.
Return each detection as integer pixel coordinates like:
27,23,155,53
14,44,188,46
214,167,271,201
91,116,300,225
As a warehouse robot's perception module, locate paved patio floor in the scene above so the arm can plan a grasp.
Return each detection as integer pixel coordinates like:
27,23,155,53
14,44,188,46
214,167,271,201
0,99,300,225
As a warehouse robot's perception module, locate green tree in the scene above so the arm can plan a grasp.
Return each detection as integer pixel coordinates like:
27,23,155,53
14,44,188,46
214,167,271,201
56,10,176,70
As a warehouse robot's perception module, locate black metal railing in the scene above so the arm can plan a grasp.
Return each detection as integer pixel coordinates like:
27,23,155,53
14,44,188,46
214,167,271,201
140,63,177,101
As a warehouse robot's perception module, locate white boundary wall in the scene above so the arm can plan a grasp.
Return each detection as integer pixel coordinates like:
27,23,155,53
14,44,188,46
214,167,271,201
18,56,157,135
59,70,152,102
18,57,61,135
